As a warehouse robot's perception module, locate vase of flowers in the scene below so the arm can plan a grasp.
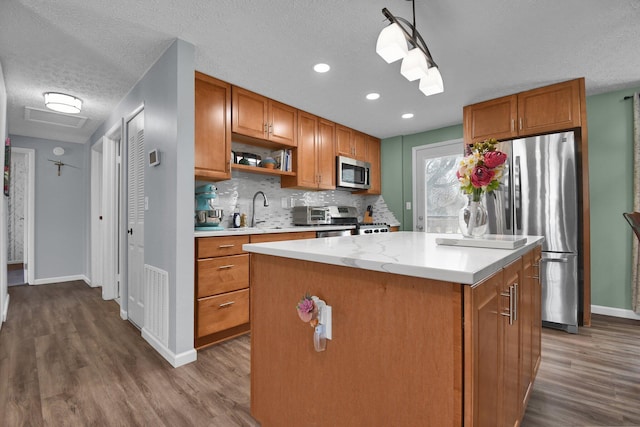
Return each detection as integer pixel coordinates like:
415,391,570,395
456,138,507,237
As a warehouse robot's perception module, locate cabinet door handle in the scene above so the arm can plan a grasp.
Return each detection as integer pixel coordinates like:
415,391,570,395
218,244,235,248
264,123,268,133
511,119,515,132
218,264,235,270
501,285,515,325
519,117,523,130
219,301,235,308
513,283,518,322
269,123,273,135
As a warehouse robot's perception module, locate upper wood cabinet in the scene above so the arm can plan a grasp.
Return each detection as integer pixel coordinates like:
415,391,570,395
355,135,381,195
281,112,335,190
232,86,297,147
336,125,367,160
194,72,231,181
463,78,584,144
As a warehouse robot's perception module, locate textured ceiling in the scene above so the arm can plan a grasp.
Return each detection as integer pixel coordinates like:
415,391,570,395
1,0,640,144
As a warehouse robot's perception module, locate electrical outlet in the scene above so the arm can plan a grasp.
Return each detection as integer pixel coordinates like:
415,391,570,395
281,197,288,208
406,202,412,210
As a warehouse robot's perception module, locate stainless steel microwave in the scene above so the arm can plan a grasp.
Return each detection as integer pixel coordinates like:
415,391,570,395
336,156,370,190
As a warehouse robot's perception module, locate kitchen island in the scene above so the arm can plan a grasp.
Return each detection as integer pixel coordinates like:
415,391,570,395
244,232,544,427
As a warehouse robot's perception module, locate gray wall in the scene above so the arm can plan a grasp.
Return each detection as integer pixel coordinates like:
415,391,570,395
9,135,88,281
90,39,195,357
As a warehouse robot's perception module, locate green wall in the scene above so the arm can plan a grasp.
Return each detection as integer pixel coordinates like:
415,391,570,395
381,85,640,311
587,87,639,310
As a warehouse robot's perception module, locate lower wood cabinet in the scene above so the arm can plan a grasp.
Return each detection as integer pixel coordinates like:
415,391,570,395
195,231,317,349
195,235,250,349
465,245,542,427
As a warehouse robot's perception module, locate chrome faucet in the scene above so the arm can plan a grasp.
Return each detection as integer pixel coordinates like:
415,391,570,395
251,191,270,227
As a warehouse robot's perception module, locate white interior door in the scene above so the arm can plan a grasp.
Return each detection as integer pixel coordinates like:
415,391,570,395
126,109,145,328
413,139,466,233
91,144,104,289
98,124,122,301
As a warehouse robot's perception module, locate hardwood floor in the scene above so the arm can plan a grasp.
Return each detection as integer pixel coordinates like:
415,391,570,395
1,281,639,426
522,316,640,427
0,281,259,427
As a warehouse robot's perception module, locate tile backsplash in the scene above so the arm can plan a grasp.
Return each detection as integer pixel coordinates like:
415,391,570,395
196,171,400,229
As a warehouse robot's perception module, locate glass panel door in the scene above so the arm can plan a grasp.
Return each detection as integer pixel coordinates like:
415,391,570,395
413,140,466,233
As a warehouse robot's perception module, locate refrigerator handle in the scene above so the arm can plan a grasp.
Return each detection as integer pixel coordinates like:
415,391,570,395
514,156,522,230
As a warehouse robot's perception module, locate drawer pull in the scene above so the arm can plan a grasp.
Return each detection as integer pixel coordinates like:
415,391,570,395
218,244,235,248
218,264,235,270
219,301,235,308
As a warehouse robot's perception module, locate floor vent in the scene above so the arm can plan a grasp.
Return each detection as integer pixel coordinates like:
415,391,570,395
144,264,169,347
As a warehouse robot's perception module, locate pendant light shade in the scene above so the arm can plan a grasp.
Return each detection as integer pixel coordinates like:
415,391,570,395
376,23,409,63
419,66,444,96
377,2,444,96
44,92,82,114
400,48,430,81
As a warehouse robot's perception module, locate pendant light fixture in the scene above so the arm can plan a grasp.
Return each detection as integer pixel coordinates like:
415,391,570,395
44,92,83,114
375,0,444,96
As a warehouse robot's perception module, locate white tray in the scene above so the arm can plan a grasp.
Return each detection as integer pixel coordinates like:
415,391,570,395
436,234,527,250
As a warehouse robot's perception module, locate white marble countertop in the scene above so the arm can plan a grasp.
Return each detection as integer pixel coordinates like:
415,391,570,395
194,225,355,238
243,232,545,285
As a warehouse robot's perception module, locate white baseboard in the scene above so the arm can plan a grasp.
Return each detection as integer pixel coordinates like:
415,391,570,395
2,294,9,322
142,328,197,368
33,275,89,285
591,305,640,321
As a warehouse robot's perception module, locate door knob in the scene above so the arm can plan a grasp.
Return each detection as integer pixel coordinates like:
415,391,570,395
127,228,133,235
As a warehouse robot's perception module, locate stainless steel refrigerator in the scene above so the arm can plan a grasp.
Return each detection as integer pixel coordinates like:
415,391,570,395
486,131,579,333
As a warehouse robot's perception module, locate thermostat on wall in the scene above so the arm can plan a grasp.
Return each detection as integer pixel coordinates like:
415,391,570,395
148,149,160,167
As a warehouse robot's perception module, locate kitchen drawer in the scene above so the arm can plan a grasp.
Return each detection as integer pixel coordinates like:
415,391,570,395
249,231,316,243
197,235,249,258
197,254,249,297
197,288,249,338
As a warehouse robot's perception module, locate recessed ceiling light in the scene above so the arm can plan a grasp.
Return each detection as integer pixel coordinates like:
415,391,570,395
366,93,380,100
313,63,330,73
402,113,414,119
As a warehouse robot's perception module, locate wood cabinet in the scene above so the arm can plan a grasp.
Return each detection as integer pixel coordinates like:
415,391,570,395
465,250,540,427
355,135,382,195
463,78,584,144
232,86,297,147
251,244,542,426
195,231,316,349
194,72,231,181
195,235,250,349
336,125,366,160
281,112,335,190
502,258,522,427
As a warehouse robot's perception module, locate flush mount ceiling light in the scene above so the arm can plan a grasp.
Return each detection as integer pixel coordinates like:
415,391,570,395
313,63,331,73
402,113,414,119
43,92,82,114
366,92,381,100
376,0,444,96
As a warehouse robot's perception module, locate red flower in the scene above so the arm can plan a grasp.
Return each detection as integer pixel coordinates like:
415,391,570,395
471,166,495,187
484,151,507,168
